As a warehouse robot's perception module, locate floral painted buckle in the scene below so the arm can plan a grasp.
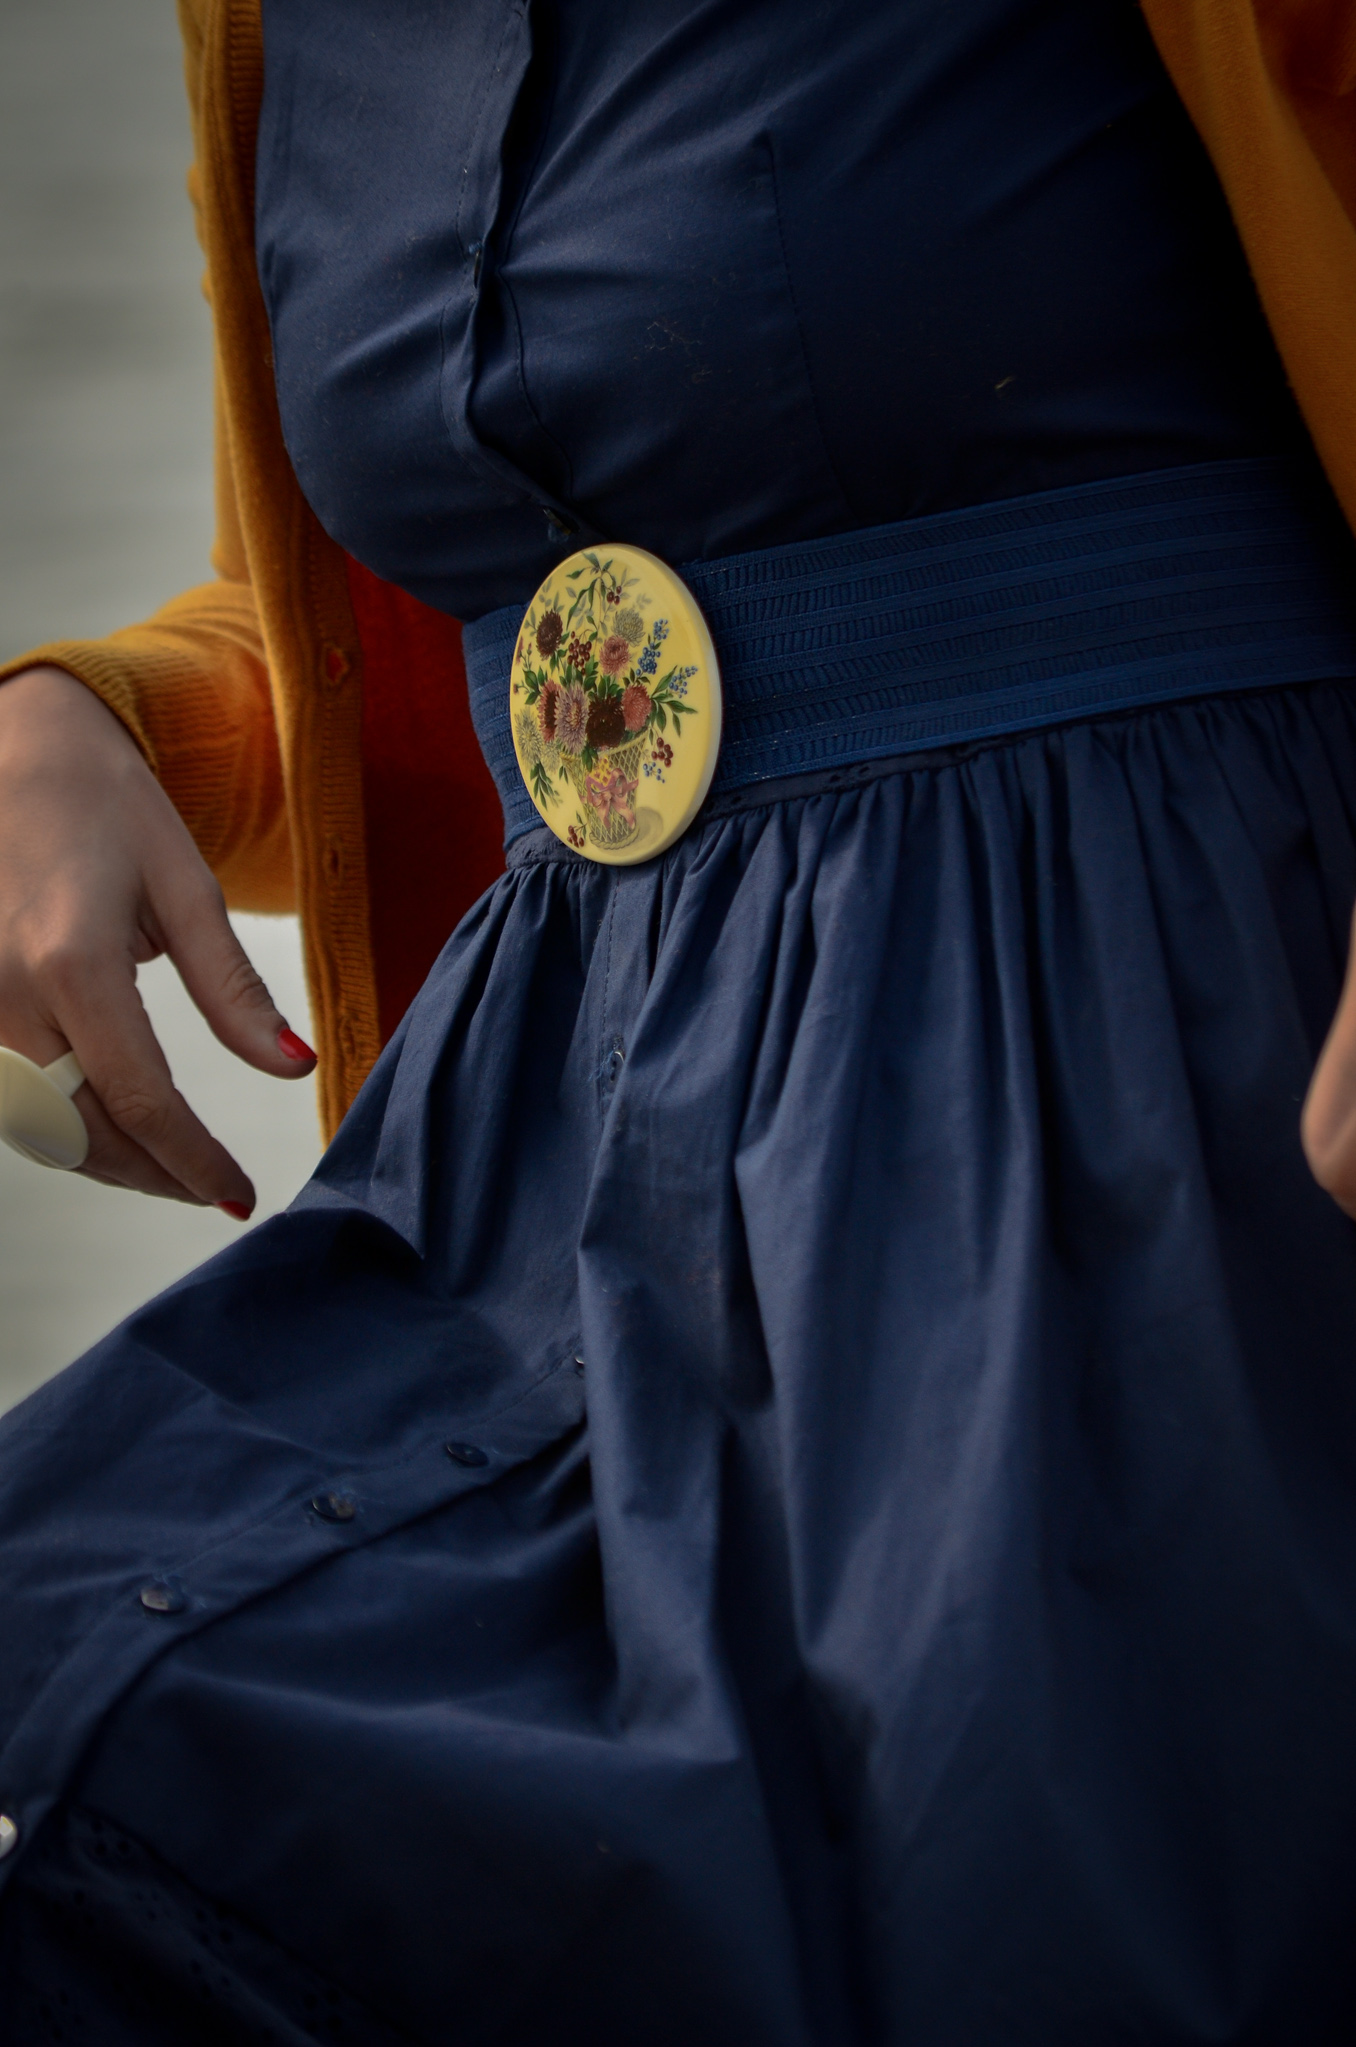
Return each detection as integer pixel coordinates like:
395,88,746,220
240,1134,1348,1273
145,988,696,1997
509,545,722,863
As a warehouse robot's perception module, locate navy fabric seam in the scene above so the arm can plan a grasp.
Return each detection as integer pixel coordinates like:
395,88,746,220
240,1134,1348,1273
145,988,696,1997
494,3,579,507
598,885,620,1134
433,0,598,535
451,1,525,268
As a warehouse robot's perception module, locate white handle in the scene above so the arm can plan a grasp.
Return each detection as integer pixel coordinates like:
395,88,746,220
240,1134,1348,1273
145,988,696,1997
43,1050,85,1099
0,1046,90,1169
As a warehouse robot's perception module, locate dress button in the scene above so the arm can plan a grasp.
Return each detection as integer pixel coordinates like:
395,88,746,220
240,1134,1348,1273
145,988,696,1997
445,1441,488,1468
0,1814,18,1860
139,1580,186,1615
310,1491,357,1522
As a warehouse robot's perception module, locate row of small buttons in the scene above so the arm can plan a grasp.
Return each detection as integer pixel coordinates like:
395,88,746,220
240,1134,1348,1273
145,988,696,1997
0,1356,586,1878
0,1442,495,1874
132,1437,498,1621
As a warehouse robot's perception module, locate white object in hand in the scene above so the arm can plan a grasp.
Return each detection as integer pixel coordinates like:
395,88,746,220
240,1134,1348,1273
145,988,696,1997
0,1047,89,1169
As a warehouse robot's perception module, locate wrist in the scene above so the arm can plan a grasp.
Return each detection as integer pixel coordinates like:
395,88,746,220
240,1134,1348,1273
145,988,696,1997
0,665,142,760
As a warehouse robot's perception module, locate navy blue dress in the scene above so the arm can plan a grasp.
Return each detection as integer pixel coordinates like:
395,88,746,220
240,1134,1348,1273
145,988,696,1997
5,3,1356,2042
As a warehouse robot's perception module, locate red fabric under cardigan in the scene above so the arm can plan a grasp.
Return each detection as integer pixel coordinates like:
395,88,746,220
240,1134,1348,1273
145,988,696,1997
346,557,505,1046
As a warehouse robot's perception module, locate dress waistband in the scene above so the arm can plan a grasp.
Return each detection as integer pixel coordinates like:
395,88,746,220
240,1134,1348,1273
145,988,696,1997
463,458,1356,849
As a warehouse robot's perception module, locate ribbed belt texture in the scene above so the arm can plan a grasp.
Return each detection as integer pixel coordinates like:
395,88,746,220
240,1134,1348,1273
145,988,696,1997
463,457,1356,849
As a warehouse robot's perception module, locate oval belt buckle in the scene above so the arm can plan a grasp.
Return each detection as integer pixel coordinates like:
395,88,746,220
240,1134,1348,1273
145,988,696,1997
509,546,722,863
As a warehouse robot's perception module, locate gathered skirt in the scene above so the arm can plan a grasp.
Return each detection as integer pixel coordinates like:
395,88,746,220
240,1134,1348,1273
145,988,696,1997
5,680,1356,2043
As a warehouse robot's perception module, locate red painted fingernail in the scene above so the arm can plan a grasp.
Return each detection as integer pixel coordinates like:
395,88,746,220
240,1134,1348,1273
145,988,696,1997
217,1200,252,1221
277,1027,315,1062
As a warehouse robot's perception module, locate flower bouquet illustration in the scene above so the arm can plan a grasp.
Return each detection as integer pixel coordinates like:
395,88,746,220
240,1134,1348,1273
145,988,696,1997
512,552,701,855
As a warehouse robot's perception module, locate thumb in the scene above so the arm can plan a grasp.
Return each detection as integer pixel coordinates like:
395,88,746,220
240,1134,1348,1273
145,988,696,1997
157,869,317,1080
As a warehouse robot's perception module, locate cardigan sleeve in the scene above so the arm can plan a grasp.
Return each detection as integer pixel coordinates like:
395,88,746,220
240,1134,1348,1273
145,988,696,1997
0,563,293,915
0,0,294,916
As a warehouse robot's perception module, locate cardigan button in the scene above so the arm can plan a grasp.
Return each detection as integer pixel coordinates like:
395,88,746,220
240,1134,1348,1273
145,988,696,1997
445,1441,488,1468
0,1814,19,1860
321,644,350,688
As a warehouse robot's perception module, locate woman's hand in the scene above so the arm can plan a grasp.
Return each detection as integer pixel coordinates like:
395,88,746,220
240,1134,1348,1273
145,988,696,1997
1303,900,1356,1218
0,665,315,1212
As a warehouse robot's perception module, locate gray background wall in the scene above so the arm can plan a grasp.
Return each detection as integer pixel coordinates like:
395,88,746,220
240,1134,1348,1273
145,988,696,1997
0,0,320,1409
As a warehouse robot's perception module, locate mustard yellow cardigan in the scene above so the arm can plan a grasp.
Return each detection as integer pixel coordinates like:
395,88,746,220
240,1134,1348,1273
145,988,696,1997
4,0,1355,1138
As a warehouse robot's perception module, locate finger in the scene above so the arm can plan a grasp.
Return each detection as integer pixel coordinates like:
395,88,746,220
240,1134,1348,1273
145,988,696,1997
73,1081,209,1205
152,866,316,1079
0,987,217,1205
1302,904,1356,1216
43,944,257,1213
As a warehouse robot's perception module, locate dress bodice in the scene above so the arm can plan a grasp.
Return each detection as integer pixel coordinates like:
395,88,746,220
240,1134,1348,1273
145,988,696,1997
256,0,1307,619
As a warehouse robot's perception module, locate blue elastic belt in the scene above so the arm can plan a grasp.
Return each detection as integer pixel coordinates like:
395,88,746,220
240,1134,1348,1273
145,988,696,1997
463,458,1356,849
